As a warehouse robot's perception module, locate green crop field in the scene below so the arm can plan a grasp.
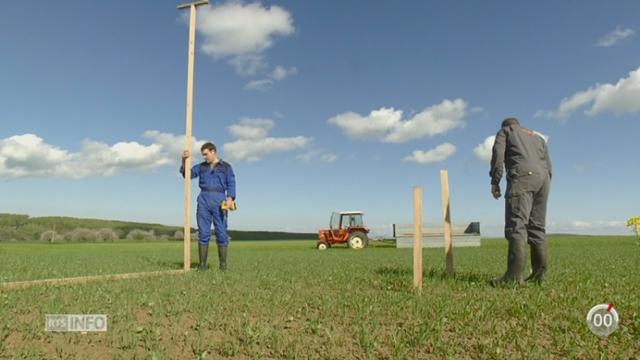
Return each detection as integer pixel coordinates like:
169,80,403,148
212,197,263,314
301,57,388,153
0,236,638,359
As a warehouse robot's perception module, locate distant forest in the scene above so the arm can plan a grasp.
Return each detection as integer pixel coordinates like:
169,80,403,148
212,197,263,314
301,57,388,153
0,214,316,242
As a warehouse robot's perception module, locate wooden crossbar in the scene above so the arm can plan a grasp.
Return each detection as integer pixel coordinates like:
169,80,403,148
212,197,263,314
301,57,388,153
0,269,185,290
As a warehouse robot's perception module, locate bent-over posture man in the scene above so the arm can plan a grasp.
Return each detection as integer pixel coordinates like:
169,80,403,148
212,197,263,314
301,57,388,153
489,117,552,286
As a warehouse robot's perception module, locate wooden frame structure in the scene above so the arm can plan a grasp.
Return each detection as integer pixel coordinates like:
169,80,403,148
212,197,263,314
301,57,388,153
412,169,458,289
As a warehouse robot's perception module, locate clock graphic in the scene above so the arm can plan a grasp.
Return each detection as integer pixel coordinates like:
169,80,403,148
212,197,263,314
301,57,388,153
586,303,619,337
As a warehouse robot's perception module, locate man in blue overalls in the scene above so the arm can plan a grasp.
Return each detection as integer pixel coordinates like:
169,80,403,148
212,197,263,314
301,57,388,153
181,142,236,271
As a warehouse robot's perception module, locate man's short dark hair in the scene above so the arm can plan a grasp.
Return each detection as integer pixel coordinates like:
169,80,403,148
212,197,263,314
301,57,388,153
201,142,217,153
501,117,520,128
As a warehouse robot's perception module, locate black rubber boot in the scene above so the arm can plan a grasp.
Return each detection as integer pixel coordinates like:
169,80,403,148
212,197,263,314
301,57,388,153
525,242,547,284
490,239,526,287
198,244,209,271
217,245,227,271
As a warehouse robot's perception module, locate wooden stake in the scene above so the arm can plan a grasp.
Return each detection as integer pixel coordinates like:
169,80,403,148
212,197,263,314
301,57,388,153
181,2,207,272
413,186,423,290
440,170,454,276
0,270,185,291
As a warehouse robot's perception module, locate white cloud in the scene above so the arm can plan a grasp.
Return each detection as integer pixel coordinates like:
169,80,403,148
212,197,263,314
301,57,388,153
328,99,467,143
473,135,495,163
403,143,456,164
224,138,310,162
143,130,205,158
297,149,337,163
244,65,297,91
223,118,311,161
595,27,635,47
227,118,274,139
536,66,640,120
270,66,297,80
321,153,337,163
228,54,267,76
571,220,626,229
79,140,169,176
0,131,206,179
1,125,314,177
0,134,73,178
243,79,274,91
328,107,403,139
544,220,630,235
195,2,294,75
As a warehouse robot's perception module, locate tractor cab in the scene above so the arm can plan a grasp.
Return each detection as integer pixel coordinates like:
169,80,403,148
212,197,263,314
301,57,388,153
317,211,369,250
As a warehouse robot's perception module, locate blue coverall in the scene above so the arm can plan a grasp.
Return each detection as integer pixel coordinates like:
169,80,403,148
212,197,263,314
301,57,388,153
180,160,236,246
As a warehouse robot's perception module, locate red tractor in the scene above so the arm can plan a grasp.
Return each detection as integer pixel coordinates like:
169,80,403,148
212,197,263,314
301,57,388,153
317,211,370,250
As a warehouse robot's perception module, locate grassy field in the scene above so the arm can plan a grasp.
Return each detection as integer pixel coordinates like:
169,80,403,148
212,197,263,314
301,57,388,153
0,236,638,359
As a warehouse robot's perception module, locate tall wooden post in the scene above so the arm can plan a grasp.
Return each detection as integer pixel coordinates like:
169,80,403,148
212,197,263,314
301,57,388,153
178,0,208,272
413,186,423,290
440,170,454,276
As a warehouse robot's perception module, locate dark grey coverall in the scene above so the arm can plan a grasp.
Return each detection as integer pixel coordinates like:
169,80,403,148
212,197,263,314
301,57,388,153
490,124,552,283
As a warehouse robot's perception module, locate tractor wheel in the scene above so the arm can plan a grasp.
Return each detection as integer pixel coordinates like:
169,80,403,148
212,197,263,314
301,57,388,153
317,242,329,250
348,232,368,249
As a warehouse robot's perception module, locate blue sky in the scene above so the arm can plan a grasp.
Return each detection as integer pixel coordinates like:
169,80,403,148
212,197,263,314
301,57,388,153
1,1,639,237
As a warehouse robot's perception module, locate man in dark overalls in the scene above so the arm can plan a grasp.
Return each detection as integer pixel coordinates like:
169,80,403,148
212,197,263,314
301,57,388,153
489,118,552,286
181,142,236,271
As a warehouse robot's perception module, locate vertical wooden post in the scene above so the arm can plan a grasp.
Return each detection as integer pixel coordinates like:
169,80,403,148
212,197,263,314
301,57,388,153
182,4,198,272
440,170,454,276
178,1,208,272
413,186,423,290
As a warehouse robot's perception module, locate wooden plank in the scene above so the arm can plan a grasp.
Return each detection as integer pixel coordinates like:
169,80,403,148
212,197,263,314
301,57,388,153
177,0,209,9
395,224,470,235
182,4,198,272
0,270,185,291
395,222,480,236
396,235,480,248
440,169,454,276
413,186,423,290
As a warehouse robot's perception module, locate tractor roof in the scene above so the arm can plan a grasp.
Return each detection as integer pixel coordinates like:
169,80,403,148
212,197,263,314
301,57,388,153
339,211,363,215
